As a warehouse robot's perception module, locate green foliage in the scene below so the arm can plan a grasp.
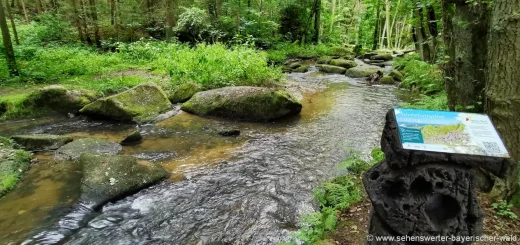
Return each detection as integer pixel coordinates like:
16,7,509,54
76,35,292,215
295,207,338,244
400,92,449,111
240,10,280,47
0,136,13,147
173,7,223,43
18,13,78,45
338,148,384,174
394,54,444,94
0,148,32,196
492,200,518,219
370,148,385,163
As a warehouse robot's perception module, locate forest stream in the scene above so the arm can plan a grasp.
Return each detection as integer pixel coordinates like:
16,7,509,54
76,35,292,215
0,63,410,245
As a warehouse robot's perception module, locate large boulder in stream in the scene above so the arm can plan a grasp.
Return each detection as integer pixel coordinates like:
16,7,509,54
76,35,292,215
371,53,393,61
11,134,73,151
380,76,396,85
181,86,302,121
80,83,173,123
329,59,358,69
345,66,383,78
389,70,404,82
54,138,122,161
316,56,333,64
79,153,169,208
0,136,31,197
25,85,97,113
319,64,347,74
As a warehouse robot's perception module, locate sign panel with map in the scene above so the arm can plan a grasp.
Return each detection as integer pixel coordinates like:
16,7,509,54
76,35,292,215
394,108,510,158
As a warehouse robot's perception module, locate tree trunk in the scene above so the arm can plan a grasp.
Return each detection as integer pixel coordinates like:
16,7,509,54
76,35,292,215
4,0,18,44
88,0,102,49
80,0,92,45
19,0,28,23
329,0,335,34
372,0,380,50
0,0,18,76
379,0,389,49
485,0,520,203
415,5,431,62
110,0,115,25
165,0,176,40
313,0,321,43
389,0,401,46
71,0,85,42
35,0,43,13
426,4,438,62
443,0,489,112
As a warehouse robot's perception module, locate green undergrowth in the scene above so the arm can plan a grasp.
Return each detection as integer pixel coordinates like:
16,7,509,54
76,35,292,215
287,148,385,245
394,53,448,111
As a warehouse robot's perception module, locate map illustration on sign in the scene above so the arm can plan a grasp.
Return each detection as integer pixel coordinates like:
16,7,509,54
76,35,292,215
394,108,510,158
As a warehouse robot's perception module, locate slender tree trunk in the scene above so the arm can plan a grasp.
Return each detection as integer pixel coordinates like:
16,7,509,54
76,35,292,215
88,0,101,49
414,4,431,62
35,0,43,13
4,0,18,44
379,0,389,49
71,0,85,42
80,0,92,45
109,0,115,25
0,0,18,76
485,0,520,204
216,0,221,17
443,0,489,111
313,0,321,43
372,0,380,50
19,0,28,23
329,0,335,34
165,0,176,40
426,4,438,62
412,26,420,54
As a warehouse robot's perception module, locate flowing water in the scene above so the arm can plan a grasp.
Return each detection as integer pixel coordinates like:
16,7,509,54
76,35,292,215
0,65,409,245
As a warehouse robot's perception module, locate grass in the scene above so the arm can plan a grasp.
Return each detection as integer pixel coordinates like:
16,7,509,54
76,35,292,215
288,149,384,245
0,137,32,197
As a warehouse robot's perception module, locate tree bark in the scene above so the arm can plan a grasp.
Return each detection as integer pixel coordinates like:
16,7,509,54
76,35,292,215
313,0,321,43
443,0,489,112
372,0,380,50
485,0,520,202
0,0,18,76
71,0,85,42
88,0,102,49
379,0,389,49
4,0,18,44
80,0,92,45
329,0,335,34
165,0,176,40
414,5,431,62
19,0,28,23
110,0,115,25
426,4,438,62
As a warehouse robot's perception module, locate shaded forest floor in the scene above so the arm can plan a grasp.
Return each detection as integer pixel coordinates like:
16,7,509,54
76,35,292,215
324,194,520,245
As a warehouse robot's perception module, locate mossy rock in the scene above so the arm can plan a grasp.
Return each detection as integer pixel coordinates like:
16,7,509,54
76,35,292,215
120,130,143,146
167,82,204,103
389,70,404,82
380,76,396,85
0,136,13,148
345,66,383,78
288,62,302,69
54,138,122,161
80,83,173,123
80,153,169,208
181,86,302,122
0,142,32,197
25,85,96,113
333,47,354,57
316,56,333,64
319,64,347,74
329,59,358,69
11,134,73,151
292,65,310,73
371,53,393,61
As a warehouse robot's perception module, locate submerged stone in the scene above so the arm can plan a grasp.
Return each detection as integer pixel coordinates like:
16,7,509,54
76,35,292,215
329,59,357,69
167,82,204,103
181,86,302,121
345,66,383,78
11,134,73,151
218,129,240,137
319,64,347,74
80,83,173,123
54,138,122,161
80,154,169,209
120,130,143,146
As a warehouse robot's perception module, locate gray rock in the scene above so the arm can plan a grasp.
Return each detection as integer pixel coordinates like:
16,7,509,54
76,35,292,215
11,134,73,151
329,59,357,69
345,66,383,78
318,64,347,74
181,86,302,122
25,85,96,113
80,154,169,209
54,138,122,161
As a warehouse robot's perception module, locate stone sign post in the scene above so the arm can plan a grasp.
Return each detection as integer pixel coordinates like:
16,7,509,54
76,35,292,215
364,108,512,244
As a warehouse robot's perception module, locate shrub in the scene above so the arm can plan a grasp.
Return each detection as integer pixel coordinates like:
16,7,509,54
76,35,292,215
394,54,444,95
18,13,77,45
400,92,449,111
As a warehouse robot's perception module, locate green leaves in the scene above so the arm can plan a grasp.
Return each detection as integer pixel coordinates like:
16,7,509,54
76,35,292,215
492,200,518,219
